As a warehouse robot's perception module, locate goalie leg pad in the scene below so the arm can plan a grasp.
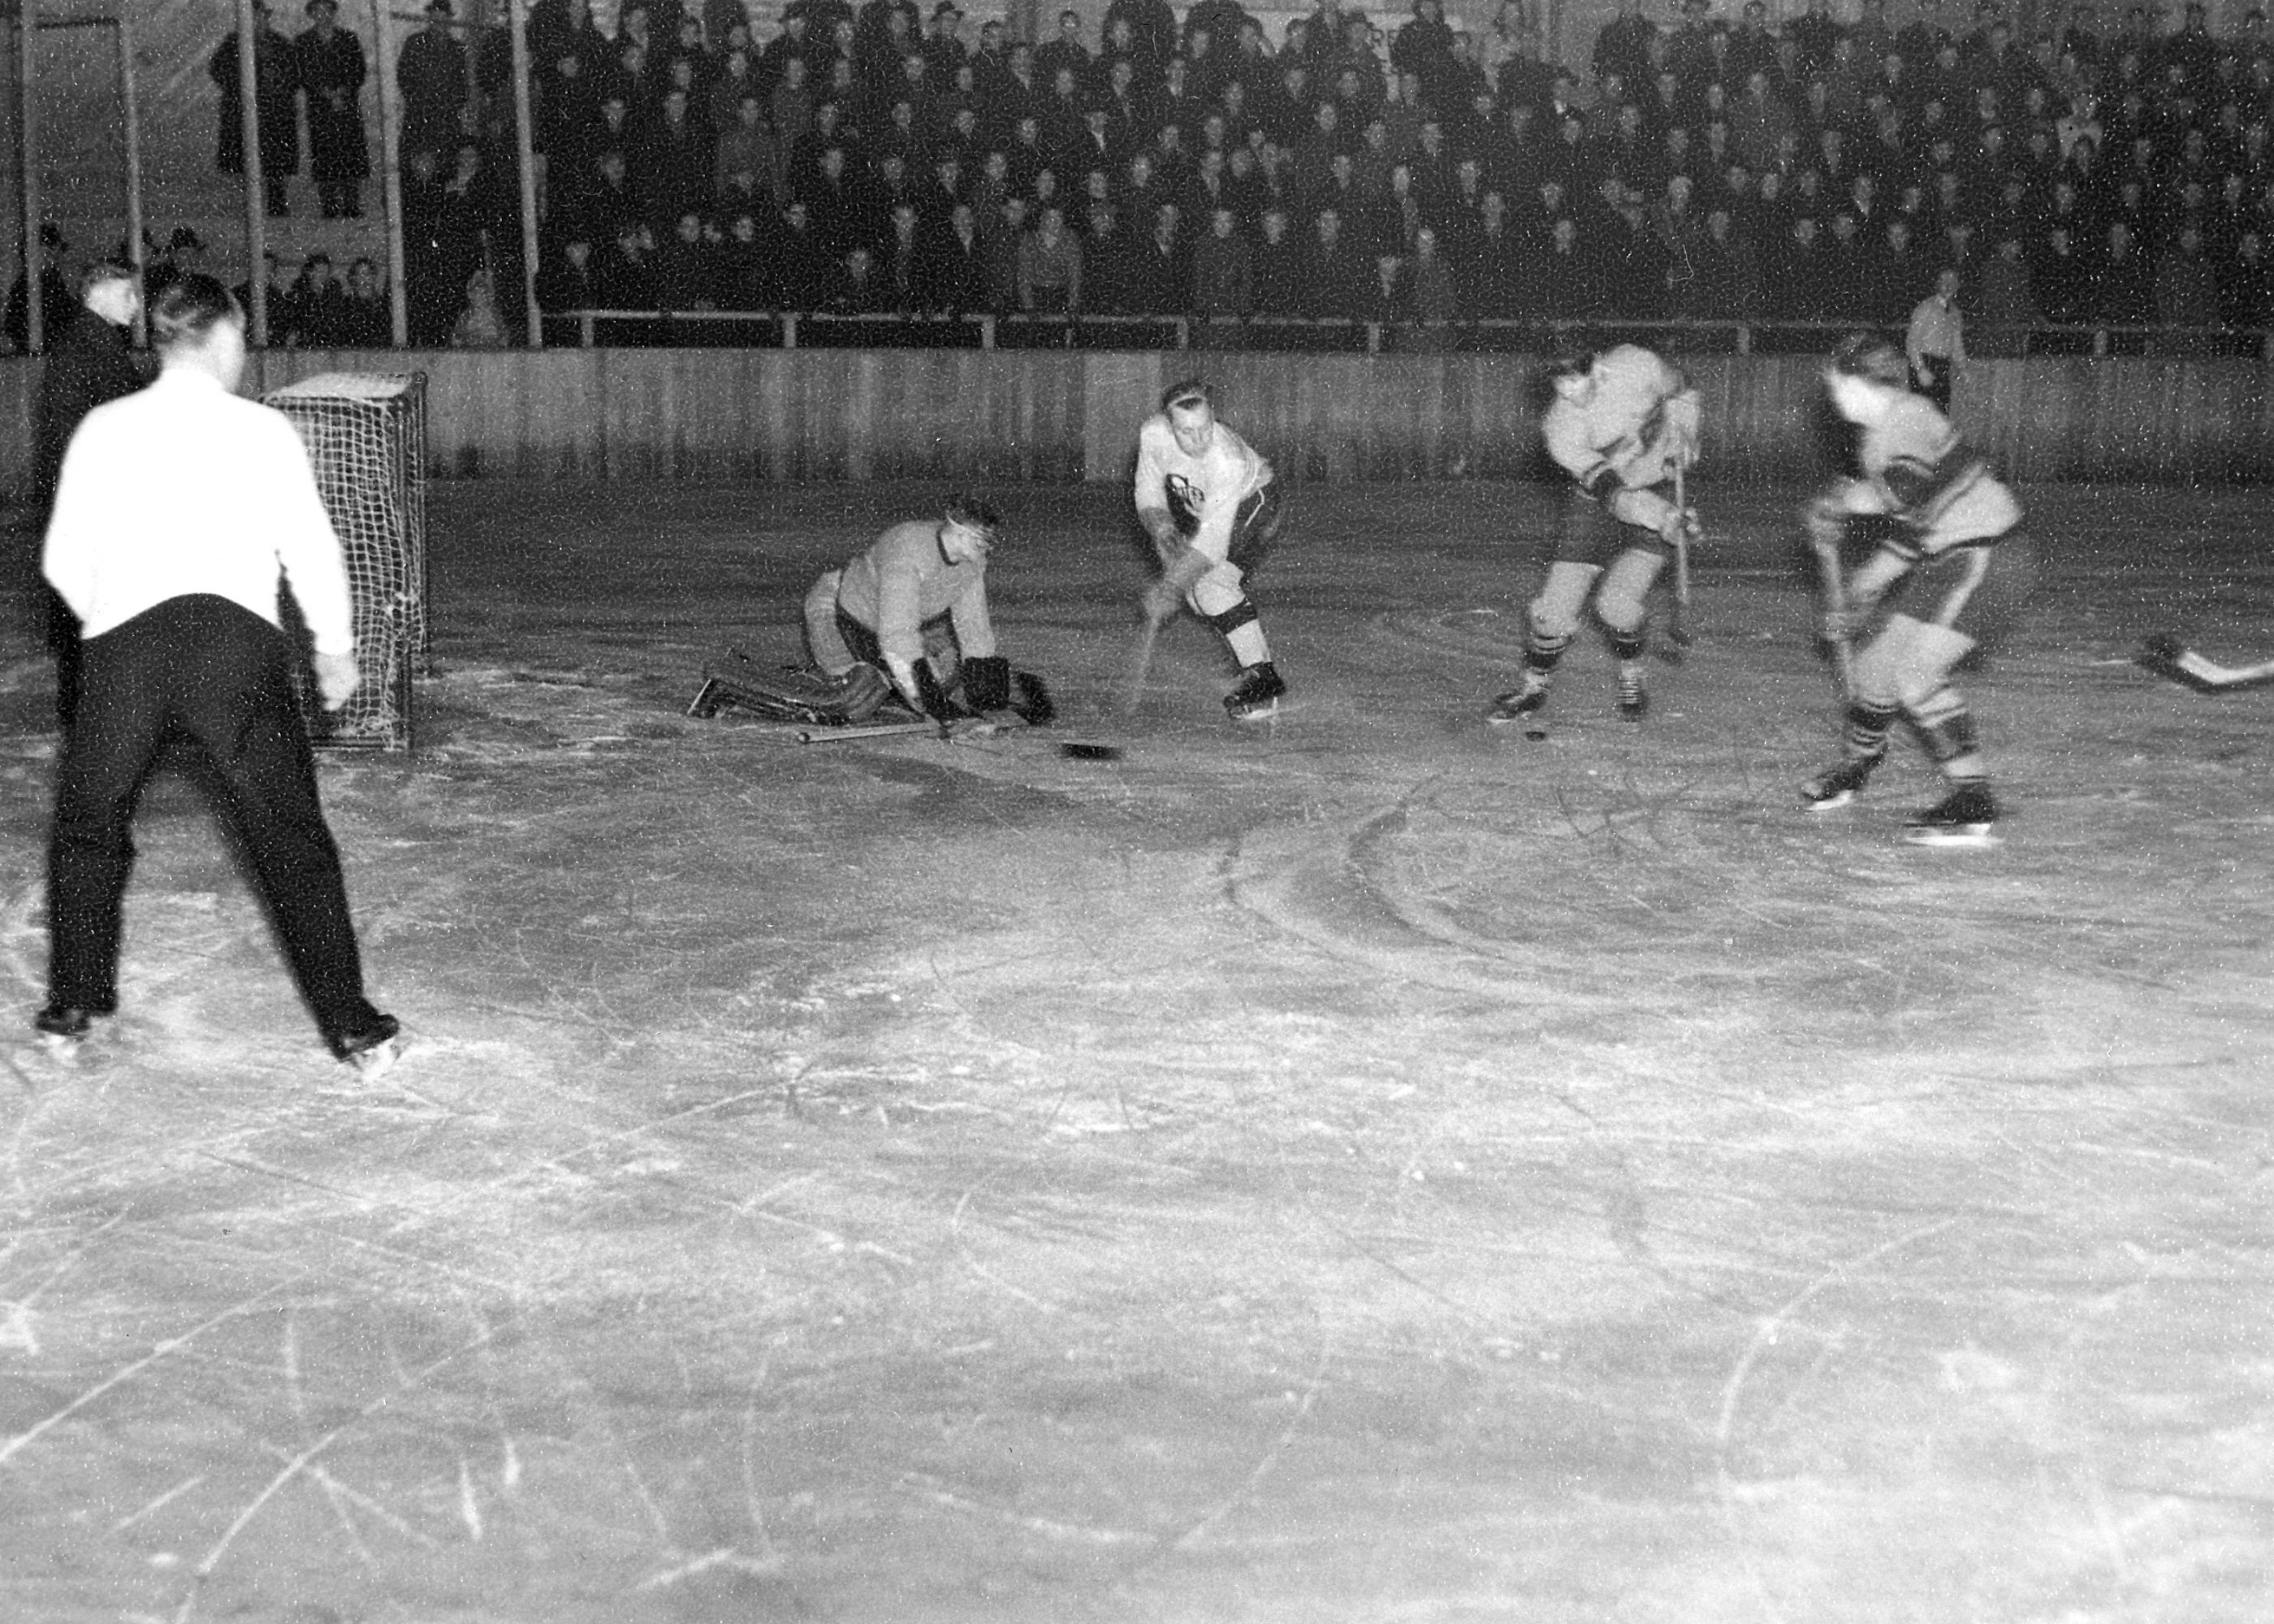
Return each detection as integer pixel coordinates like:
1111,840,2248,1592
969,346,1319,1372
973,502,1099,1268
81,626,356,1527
694,653,893,725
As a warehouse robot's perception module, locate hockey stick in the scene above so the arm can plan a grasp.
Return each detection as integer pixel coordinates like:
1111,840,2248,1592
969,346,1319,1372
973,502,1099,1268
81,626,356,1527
1665,460,1694,659
795,716,1021,745
1118,613,1163,717
2137,634,2274,693
1811,535,1856,700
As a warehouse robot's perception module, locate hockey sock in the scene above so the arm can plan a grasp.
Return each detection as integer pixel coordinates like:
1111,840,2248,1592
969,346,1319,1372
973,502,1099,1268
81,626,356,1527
1905,689,1984,780
1606,627,1646,664
1843,700,1897,762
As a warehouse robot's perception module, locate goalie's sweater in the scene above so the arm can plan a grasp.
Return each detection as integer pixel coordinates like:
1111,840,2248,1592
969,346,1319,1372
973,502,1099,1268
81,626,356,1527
1133,413,1273,563
43,367,356,656
837,520,998,668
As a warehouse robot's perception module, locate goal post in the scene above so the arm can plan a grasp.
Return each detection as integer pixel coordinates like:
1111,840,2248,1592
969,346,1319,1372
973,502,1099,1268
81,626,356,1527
264,372,430,753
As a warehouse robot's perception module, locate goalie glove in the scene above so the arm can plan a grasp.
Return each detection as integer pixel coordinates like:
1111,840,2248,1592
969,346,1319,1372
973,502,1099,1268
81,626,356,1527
962,654,1011,712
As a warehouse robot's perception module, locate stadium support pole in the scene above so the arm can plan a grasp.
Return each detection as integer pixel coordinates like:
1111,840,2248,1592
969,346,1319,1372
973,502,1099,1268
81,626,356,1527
16,0,45,354
235,0,269,347
506,0,542,347
373,0,407,345
118,13,148,346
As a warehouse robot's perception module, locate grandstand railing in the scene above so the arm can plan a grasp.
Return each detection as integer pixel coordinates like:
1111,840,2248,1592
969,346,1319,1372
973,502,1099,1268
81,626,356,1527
551,309,2274,360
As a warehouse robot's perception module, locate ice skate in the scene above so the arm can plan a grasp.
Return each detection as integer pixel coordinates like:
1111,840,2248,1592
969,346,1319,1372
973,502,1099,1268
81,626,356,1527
1904,783,2000,848
33,1003,105,1054
1800,753,1883,811
1485,675,1551,737
330,1013,406,1078
1225,662,1286,721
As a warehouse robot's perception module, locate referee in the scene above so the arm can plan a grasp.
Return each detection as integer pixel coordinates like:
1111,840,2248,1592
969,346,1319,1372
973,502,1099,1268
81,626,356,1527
1904,266,1967,414
38,274,400,1068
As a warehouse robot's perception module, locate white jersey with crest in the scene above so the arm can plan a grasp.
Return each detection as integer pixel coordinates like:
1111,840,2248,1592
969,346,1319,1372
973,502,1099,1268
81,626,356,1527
1542,344,1691,495
1133,412,1274,563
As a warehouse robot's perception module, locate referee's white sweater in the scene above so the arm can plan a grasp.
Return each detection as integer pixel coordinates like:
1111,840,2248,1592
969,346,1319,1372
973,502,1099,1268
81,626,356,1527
42,367,357,657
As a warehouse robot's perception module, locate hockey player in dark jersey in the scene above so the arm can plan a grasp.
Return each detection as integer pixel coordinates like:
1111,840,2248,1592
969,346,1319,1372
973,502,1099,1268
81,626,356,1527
1487,337,1701,732
1801,333,2038,846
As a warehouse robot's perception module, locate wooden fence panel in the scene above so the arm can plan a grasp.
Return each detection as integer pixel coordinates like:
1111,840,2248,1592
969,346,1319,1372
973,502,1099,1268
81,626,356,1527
9,350,2274,492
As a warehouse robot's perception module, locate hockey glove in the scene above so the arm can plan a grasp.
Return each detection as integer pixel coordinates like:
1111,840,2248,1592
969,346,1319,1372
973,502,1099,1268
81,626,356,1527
963,654,1011,712
913,661,961,733
1803,493,1849,553
1011,670,1057,726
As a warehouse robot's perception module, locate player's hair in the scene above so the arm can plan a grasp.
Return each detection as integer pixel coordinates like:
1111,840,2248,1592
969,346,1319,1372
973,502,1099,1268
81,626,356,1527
149,274,241,351
1546,326,1598,380
1161,378,1213,414
79,259,137,299
1827,330,1909,387
944,493,1001,539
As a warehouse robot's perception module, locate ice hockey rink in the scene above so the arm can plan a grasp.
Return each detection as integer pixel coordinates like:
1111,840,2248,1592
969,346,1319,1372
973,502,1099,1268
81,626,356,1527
0,476,2268,1622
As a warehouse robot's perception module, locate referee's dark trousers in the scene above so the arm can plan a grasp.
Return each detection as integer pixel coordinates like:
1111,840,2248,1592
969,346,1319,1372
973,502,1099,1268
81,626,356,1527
47,594,381,1042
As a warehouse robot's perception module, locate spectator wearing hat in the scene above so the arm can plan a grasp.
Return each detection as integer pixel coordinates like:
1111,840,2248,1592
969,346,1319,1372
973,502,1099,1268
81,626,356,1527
4,222,77,353
209,0,301,216
296,0,370,218
398,0,469,166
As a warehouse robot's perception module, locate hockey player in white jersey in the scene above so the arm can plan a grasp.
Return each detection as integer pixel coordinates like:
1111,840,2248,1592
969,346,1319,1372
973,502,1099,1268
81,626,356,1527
1801,332,2037,846
1135,379,1289,721
1487,336,1701,732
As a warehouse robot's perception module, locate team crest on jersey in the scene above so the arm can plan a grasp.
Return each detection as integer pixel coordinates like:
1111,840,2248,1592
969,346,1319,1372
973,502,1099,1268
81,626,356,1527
1167,472,1206,524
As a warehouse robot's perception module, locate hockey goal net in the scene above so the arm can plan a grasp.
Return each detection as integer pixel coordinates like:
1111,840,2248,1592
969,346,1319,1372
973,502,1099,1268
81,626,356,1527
264,372,429,751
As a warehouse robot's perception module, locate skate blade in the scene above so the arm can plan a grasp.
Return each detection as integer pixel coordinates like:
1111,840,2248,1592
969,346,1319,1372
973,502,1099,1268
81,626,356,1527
1227,699,1283,723
1904,823,2001,849
1801,789,1858,813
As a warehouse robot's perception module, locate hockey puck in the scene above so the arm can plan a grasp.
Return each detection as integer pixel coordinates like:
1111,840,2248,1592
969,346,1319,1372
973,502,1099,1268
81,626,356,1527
1059,741,1124,762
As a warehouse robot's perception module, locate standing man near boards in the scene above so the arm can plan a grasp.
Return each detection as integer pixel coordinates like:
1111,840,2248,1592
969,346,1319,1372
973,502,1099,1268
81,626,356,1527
32,261,147,730
37,274,401,1070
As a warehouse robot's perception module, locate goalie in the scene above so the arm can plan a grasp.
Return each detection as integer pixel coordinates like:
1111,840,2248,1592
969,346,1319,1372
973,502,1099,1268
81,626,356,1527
1487,335,1699,732
1800,333,2036,847
799,495,1016,723
690,496,1048,730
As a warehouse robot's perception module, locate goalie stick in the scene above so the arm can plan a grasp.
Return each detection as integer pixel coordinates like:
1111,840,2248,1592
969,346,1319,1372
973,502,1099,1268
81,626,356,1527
2137,634,2274,693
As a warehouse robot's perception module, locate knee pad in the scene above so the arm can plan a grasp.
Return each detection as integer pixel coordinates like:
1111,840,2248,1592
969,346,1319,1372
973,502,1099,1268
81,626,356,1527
1204,598,1260,637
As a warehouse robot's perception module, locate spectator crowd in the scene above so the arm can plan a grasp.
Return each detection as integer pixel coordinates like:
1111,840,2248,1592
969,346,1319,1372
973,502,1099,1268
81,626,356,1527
20,0,2274,348
512,0,2274,345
